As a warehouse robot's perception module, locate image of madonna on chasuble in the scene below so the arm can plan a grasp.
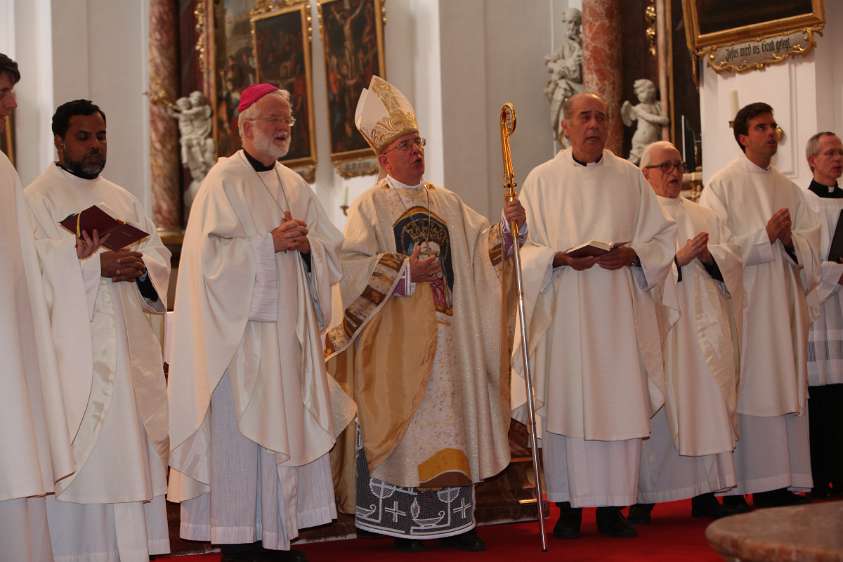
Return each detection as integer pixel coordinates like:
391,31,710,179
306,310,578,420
324,75,552,540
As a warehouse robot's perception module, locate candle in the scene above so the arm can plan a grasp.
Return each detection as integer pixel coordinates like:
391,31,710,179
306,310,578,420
730,90,739,118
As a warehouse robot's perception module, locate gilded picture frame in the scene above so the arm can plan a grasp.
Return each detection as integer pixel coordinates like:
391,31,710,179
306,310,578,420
0,114,14,166
318,0,386,178
251,1,318,179
683,0,825,73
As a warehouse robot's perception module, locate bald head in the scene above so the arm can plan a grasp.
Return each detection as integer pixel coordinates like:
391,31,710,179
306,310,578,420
562,92,609,163
641,141,683,198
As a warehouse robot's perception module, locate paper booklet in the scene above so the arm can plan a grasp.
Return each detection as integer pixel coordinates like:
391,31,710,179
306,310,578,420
564,240,629,258
60,205,149,251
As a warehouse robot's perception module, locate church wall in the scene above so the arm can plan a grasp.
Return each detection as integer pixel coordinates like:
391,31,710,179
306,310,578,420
699,3,843,189
9,0,150,206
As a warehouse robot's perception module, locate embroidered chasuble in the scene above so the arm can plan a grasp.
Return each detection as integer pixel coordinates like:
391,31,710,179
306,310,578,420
699,155,822,417
326,176,521,537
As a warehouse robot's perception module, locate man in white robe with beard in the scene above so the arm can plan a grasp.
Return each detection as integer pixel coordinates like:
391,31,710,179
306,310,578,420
517,92,676,539
699,102,821,509
168,84,354,562
0,52,76,562
627,141,740,523
802,131,843,498
25,99,172,561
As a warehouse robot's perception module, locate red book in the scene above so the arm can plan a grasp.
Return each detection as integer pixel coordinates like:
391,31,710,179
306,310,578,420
60,205,148,251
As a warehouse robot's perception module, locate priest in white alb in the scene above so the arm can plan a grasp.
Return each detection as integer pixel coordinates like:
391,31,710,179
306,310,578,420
803,131,843,498
517,92,676,539
699,102,821,509
628,141,740,523
167,84,354,562
25,99,172,561
0,53,75,562
325,75,536,553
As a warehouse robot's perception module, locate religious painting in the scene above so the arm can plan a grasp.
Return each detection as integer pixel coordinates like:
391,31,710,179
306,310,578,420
251,1,318,174
319,0,385,177
0,114,13,166
683,0,824,66
207,0,258,159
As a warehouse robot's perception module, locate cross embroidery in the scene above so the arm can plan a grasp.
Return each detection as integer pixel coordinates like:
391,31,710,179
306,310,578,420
384,500,406,523
453,498,472,519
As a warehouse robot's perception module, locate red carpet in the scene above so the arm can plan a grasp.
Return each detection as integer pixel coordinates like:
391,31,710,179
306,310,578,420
154,500,722,561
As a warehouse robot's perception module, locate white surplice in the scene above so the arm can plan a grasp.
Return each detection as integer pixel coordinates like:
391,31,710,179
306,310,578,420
0,153,75,562
167,151,354,550
517,149,676,507
637,196,740,503
699,154,821,494
25,163,172,561
805,189,843,386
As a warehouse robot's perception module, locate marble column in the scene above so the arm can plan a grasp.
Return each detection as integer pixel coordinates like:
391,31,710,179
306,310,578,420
148,0,182,236
582,0,623,155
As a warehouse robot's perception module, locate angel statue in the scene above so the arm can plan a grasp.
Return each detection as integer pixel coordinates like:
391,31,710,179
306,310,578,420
168,90,216,212
621,78,670,165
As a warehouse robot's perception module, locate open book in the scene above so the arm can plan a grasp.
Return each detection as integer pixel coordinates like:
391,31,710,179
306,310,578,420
60,205,149,251
564,240,629,258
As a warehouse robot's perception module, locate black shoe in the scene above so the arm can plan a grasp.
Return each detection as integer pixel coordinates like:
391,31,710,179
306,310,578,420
553,502,582,539
596,507,637,538
258,550,307,562
393,538,426,553
721,495,751,514
691,493,727,519
220,543,261,562
442,529,486,552
753,488,810,508
627,503,654,525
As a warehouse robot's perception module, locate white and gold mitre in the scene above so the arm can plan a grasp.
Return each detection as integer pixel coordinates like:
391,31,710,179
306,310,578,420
355,75,419,153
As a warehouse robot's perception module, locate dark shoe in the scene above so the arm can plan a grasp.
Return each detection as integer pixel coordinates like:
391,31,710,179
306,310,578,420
811,485,831,499
393,538,426,553
721,495,751,514
553,502,582,539
596,507,637,538
753,488,810,508
691,493,727,519
258,550,307,562
220,543,261,562
627,503,654,524
442,529,486,552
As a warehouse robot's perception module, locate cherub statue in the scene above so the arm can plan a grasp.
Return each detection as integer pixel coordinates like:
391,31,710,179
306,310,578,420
545,8,584,146
169,90,216,211
621,79,669,165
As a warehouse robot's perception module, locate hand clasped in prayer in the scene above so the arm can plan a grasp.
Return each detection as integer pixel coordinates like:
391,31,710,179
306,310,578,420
272,210,310,254
100,249,146,282
676,232,711,267
766,208,793,248
409,243,442,283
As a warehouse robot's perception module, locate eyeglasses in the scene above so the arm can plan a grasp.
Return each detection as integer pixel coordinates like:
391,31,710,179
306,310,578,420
645,160,685,173
252,115,296,127
385,137,426,153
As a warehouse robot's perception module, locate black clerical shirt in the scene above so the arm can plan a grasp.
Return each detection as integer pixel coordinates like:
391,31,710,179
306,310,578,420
809,178,843,198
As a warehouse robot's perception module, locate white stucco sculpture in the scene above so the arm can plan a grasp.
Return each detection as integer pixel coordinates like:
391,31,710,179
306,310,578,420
621,79,670,165
544,8,584,146
169,90,216,212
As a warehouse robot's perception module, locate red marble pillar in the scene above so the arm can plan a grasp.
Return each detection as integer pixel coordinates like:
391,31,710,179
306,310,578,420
582,0,623,155
148,0,182,235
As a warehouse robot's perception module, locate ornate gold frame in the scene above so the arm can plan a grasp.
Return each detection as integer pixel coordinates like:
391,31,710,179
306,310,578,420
317,0,386,178
683,0,825,73
251,0,318,181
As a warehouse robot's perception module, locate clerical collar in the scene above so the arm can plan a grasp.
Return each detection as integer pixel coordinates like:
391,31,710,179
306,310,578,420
386,175,422,190
55,162,99,181
243,149,276,172
570,151,603,167
741,153,771,172
809,178,843,198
